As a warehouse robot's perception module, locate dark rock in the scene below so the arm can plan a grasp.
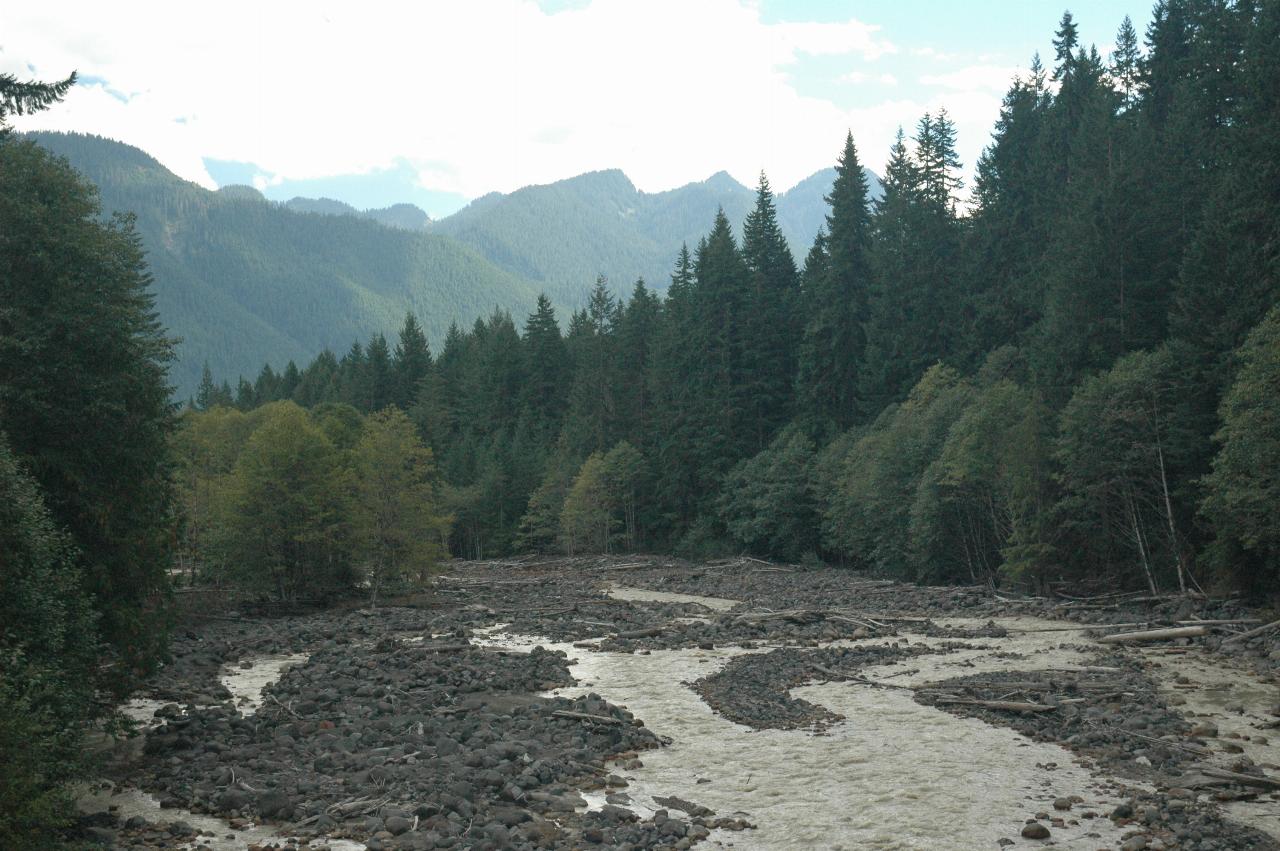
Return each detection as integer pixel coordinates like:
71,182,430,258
84,826,116,845
1020,821,1051,839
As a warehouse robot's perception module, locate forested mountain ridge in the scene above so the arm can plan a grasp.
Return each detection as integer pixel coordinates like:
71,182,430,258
432,165,881,297
28,130,878,397
24,131,539,397
283,196,433,231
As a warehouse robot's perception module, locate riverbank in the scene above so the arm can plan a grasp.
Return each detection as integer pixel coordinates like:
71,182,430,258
82,556,1280,849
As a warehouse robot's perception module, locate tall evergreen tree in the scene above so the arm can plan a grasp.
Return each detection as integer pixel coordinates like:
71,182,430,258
392,313,432,411
795,132,873,432
1112,15,1142,109
1052,10,1080,81
520,294,569,441
365,333,395,412
741,173,799,451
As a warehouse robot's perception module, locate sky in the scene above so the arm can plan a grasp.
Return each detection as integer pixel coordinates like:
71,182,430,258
2,0,1153,218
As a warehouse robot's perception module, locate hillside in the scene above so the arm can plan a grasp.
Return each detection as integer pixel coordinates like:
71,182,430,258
433,166,882,300
29,131,878,396
284,196,432,231
27,132,538,397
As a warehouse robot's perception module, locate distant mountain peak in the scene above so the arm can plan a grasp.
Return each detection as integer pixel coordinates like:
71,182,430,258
217,184,267,202
703,170,746,191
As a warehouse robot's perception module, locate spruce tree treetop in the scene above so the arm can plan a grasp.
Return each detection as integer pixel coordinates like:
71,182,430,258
669,243,694,299
1053,11,1080,80
392,312,432,410
825,132,873,278
743,171,798,285
1112,15,1141,108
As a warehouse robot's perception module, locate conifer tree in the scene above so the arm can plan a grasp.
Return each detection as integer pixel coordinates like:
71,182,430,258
1112,15,1141,109
795,133,873,432
1052,11,1080,81
741,173,799,450
693,209,751,468
563,277,619,457
520,294,569,441
392,313,432,411
196,362,217,411
615,280,661,448
0,70,76,135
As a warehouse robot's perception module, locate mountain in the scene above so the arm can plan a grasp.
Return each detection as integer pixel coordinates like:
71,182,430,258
284,196,432,231
432,167,881,298
26,132,537,398
27,131,879,397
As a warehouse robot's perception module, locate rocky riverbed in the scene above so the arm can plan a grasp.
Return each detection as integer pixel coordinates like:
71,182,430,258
80,555,1280,849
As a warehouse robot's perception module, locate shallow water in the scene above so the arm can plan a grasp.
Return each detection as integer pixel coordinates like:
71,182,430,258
478,617,1133,849
1145,649,1280,838
79,783,364,851
219,651,310,715
606,583,740,612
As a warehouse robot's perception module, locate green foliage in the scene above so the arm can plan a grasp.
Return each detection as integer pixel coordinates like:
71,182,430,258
0,137,176,677
717,427,819,561
1201,306,1280,590
0,71,75,135
602,441,646,552
352,408,451,603
515,462,574,553
1053,347,1198,593
0,437,100,848
909,378,1054,587
796,133,873,431
215,402,356,600
561,452,612,555
822,365,972,579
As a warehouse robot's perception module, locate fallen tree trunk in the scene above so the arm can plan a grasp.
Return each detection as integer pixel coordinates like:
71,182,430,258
552,710,625,726
1097,626,1207,644
1222,618,1280,645
932,697,1056,713
615,626,665,639
1194,766,1280,790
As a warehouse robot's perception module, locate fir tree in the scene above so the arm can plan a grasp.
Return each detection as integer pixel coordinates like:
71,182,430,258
795,132,873,432
392,313,432,411
1052,10,1080,81
741,173,799,450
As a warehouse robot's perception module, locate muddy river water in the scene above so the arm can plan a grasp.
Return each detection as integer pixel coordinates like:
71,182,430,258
87,584,1280,850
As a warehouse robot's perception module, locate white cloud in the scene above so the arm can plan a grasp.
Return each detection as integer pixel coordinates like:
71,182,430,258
911,46,959,62
920,64,1023,94
2,0,1005,201
841,70,898,86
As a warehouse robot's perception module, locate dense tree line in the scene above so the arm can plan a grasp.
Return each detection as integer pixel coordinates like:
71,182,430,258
214,2,1280,598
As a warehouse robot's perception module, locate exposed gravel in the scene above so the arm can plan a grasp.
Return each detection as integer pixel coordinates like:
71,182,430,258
82,555,1280,850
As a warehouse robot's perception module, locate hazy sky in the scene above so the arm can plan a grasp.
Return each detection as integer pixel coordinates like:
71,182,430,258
2,0,1151,216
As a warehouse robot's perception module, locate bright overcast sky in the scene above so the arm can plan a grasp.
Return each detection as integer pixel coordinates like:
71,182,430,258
2,0,1151,216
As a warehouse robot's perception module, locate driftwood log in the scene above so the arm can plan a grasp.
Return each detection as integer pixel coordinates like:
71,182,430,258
1222,618,1280,645
552,710,625,726
932,696,1055,713
1097,625,1208,644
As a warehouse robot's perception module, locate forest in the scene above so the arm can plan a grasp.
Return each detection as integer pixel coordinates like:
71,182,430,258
189,4,1279,598
2,2,1279,846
